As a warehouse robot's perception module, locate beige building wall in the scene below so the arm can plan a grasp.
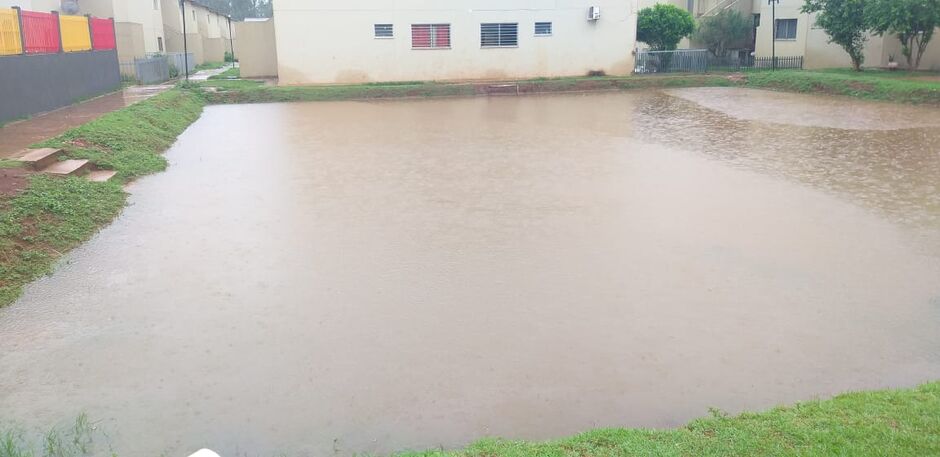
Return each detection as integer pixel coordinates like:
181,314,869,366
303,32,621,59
0,0,60,11
191,4,220,62
79,0,164,56
159,0,204,63
876,30,940,71
113,21,145,74
274,0,640,85
235,19,277,77
752,0,940,70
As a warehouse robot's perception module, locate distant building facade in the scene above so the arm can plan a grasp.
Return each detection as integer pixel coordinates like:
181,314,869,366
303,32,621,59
0,0,237,69
161,0,234,65
272,0,640,85
642,0,940,70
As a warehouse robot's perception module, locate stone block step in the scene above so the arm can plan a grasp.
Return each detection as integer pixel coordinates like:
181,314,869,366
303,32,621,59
86,170,118,183
16,148,63,170
43,159,91,176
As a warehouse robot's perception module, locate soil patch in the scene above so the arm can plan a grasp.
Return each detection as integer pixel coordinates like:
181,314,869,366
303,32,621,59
0,168,31,197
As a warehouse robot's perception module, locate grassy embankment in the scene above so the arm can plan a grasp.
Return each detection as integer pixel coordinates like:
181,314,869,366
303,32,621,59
399,381,940,456
199,74,734,103
1,382,938,456
199,68,940,106
0,89,205,306
744,68,940,104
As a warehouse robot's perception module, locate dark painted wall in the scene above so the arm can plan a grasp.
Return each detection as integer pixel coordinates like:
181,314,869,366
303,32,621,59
0,50,121,125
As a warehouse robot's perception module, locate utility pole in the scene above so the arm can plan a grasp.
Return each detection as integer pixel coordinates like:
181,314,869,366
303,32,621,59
769,0,779,70
180,0,189,81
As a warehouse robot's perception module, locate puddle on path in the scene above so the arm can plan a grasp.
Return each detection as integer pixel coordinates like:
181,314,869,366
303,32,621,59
1,90,939,456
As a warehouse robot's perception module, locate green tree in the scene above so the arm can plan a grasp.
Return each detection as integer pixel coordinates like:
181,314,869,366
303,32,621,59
866,0,940,70
802,0,869,71
694,9,751,58
637,4,696,51
196,0,273,20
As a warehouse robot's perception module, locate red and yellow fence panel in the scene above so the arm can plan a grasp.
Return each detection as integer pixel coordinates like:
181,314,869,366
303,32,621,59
0,8,23,55
59,14,91,52
21,10,59,53
90,17,114,50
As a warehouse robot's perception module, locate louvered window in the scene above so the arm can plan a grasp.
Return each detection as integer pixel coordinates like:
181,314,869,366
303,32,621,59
412,24,451,49
481,23,518,48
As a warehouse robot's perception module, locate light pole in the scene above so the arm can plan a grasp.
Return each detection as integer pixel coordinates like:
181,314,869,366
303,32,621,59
768,0,779,70
227,16,235,64
180,0,189,81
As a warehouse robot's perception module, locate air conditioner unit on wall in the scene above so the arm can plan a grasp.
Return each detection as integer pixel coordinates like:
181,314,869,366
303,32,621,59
588,6,601,21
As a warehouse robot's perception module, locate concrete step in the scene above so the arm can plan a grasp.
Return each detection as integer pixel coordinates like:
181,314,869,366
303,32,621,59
86,169,118,183
43,159,91,177
16,148,63,170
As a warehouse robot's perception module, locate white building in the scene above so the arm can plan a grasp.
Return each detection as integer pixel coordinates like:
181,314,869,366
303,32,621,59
643,0,940,70
272,0,640,85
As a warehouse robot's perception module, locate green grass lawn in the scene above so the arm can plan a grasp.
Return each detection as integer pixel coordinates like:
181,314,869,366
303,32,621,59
195,69,940,106
194,61,227,71
743,69,940,104
1,382,937,456
399,381,940,456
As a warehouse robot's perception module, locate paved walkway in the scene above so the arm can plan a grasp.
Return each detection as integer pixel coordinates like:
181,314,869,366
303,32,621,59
0,84,172,157
0,64,235,158
188,62,237,81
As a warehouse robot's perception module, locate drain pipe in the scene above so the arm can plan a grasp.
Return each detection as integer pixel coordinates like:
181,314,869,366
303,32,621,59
189,449,220,457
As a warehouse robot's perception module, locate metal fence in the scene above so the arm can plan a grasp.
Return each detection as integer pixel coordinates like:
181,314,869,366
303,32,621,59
635,49,803,74
0,8,21,55
59,14,91,52
120,52,194,84
165,51,196,75
707,55,804,71
132,55,170,84
635,49,709,74
2,7,115,55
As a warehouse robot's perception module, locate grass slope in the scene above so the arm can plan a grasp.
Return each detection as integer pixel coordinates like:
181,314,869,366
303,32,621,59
401,381,940,457
0,89,204,306
0,382,936,456
199,69,940,107
744,69,940,104
200,75,733,104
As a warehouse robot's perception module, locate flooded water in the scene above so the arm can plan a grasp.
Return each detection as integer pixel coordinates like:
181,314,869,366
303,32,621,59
2,89,940,456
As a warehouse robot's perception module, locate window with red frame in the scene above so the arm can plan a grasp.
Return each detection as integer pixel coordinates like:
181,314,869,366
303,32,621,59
412,24,450,49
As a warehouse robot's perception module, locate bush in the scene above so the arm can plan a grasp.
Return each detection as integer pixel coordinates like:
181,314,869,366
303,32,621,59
224,51,235,62
637,4,696,51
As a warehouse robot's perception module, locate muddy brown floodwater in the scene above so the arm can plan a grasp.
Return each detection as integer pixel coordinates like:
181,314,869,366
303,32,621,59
2,89,940,456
